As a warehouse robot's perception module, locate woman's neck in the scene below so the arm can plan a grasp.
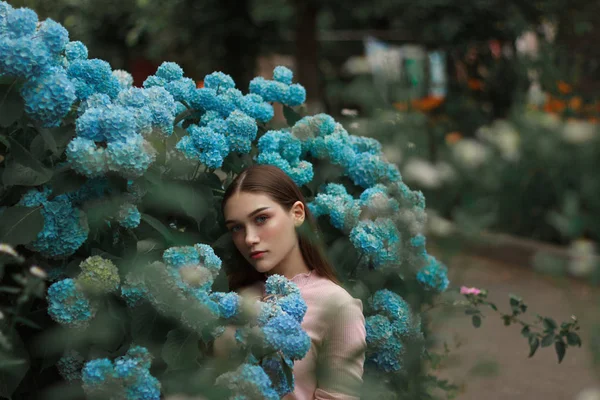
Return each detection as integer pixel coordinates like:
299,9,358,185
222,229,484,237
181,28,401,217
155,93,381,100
267,242,310,280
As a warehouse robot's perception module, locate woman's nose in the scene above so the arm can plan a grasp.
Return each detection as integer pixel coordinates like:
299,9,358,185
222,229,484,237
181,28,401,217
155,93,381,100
244,228,259,246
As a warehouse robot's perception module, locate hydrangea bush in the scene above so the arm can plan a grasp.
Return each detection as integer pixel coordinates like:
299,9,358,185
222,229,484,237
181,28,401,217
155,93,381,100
0,3,582,399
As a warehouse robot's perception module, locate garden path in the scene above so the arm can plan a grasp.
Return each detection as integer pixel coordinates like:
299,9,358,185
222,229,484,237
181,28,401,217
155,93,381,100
430,253,600,400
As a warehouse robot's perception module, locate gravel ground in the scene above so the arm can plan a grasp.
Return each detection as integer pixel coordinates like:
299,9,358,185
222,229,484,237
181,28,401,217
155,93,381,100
428,253,600,400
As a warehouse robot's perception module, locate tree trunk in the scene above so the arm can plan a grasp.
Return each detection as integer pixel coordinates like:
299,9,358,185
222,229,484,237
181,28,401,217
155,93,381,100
294,0,322,113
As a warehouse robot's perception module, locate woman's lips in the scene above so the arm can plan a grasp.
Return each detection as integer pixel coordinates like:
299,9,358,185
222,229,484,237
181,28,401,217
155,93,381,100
250,251,266,259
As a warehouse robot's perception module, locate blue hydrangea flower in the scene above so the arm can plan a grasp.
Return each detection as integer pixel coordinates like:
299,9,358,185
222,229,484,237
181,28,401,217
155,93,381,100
238,93,274,123
309,184,361,231
277,294,307,324
0,36,50,78
255,152,313,187
273,66,293,85
124,368,161,400
99,104,138,142
349,135,382,154
190,87,219,111
38,18,69,54
20,67,76,127
262,355,294,397
4,7,37,39
349,218,401,268
165,77,196,103
226,110,258,148
211,292,241,319
263,312,311,360
117,203,141,229
82,358,114,387
19,191,89,258
216,87,243,117
155,61,184,82
0,2,14,35
216,363,279,400
249,77,288,103
347,152,401,188
64,41,88,62
163,246,201,268
284,84,306,106
47,278,95,327
67,59,120,100
204,71,235,93
177,125,229,169
106,134,157,179
121,275,148,307
367,336,404,372
416,255,449,293
67,137,108,177
78,93,111,116
258,130,302,162
112,69,134,89
365,314,393,345
124,346,153,370
19,186,51,207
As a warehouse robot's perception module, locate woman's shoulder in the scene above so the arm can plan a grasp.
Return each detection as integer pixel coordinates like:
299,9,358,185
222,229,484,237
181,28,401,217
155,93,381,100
303,272,363,311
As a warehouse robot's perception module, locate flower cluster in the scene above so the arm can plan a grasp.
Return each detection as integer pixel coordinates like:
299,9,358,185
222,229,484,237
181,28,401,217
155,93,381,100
216,363,279,400
82,346,160,400
67,85,178,178
249,66,306,107
416,255,450,293
364,290,421,372
230,275,310,397
57,350,85,382
256,129,314,186
47,278,95,328
47,255,120,327
19,187,88,258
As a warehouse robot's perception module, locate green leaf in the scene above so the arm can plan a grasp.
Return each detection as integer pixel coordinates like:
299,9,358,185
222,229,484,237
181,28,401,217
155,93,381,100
283,105,302,126
140,214,176,244
541,334,555,348
0,82,24,128
520,326,530,337
555,340,566,363
543,318,558,332
465,307,479,315
471,315,481,328
0,331,30,399
2,137,52,186
47,167,87,198
161,328,200,371
280,354,294,392
0,206,44,246
528,336,539,358
566,332,582,347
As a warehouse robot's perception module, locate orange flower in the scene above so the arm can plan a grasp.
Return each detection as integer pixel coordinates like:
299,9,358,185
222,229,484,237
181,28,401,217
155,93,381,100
411,96,445,112
569,96,582,111
393,102,408,111
543,95,566,114
557,81,572,94
468,78,484,91
196,80,204,88
445,131,463,145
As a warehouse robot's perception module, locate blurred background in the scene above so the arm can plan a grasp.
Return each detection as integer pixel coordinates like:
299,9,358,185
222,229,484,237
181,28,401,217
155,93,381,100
10,0,600,397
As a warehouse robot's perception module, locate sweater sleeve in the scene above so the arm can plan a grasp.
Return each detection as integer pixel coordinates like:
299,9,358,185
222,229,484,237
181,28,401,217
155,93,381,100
314,298,367,399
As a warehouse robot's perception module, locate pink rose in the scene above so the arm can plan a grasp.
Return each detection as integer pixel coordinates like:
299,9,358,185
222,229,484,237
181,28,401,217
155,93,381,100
460,286,482,296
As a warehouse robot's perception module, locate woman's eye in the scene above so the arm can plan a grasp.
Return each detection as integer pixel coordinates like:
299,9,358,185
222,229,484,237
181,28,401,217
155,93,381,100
255,215,268,224
230,225,242,233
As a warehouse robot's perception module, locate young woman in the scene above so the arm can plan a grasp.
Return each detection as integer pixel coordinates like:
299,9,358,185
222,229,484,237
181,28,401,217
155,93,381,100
217,164,366,400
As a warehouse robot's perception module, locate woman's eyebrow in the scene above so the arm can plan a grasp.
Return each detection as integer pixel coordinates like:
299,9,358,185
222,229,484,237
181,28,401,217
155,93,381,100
225,207,271,225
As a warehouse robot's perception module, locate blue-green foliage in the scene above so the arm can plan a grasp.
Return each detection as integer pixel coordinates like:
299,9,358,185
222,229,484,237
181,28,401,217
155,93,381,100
47,278,95,327
82,346,160,400
0,2,452,396
365,290,421,372
18,188,88,258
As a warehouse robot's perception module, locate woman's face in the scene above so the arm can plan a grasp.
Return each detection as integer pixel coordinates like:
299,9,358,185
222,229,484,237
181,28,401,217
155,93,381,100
223,191,305,276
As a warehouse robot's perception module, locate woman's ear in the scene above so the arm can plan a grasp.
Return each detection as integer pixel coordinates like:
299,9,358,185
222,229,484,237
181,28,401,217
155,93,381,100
291,201,305,227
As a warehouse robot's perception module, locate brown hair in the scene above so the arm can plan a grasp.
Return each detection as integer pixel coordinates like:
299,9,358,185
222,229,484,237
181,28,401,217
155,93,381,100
221,164,339,291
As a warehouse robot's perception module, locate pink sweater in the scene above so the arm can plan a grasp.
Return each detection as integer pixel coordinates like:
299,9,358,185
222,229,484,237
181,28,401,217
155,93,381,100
282,271,366,400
